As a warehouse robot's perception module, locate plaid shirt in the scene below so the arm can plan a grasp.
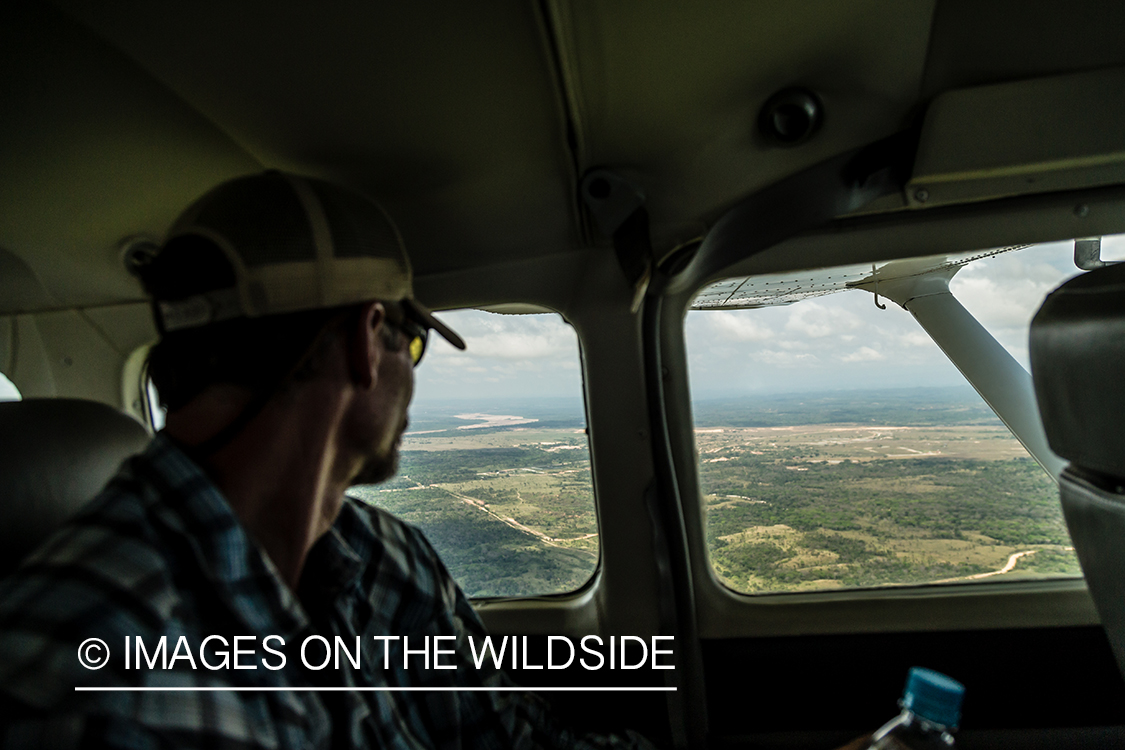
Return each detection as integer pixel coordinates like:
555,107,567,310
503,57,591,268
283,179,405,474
0,435,654,749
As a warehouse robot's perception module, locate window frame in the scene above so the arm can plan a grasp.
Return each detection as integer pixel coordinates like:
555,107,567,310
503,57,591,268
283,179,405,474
684,247,1088,599
656,188,1125,637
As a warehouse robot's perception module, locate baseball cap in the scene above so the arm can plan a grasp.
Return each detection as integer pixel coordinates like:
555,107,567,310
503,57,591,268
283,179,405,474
152,170,465,351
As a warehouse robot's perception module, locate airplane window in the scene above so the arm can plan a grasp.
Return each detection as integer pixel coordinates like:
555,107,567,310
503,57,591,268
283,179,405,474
685,237,1124,594
351,309,597,599
0,372,19,401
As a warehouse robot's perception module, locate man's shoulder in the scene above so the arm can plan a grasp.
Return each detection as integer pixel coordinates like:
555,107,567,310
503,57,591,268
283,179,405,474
341,494,440,559
340,496,463,614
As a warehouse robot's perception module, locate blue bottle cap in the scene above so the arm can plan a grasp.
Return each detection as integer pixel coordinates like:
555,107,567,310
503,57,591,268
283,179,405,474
901,667,965,728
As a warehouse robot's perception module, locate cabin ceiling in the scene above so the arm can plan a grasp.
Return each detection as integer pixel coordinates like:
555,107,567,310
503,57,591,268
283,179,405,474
1,1,1124,314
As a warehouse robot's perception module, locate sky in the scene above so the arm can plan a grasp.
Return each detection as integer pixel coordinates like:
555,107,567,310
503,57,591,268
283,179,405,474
2,235,1121,405
685,236,1125,397
413,234,1125,402
413,309,585,402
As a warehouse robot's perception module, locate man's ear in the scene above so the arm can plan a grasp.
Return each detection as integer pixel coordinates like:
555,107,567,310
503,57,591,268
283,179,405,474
346,301,385,390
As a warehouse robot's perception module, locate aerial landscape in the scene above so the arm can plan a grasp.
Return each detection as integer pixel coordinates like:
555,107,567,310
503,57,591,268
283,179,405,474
351,388,1080,598
694,389,1078,593
350,398,599,598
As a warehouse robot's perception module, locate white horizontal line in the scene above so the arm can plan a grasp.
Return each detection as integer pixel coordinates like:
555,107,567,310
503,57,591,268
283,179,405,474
76,686,676,693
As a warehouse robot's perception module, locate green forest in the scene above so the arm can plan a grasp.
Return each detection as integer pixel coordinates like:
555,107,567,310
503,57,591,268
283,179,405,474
352,389,1081,598
702,454,1077,592
352,439,598,598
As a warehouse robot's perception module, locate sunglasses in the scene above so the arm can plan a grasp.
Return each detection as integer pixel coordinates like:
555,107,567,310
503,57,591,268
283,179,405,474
382,301,429,367
399,318,428,367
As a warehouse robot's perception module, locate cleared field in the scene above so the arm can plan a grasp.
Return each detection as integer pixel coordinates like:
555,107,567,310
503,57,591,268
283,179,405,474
404,427,589,452
696,423,1031,462
698,422,1081,593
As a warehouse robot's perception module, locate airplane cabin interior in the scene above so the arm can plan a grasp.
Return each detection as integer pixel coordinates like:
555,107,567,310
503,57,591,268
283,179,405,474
2,1,1125,747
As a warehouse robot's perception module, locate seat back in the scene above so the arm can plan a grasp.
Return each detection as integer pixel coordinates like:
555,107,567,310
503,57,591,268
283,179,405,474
1031,263,1125,676
0,398,150,576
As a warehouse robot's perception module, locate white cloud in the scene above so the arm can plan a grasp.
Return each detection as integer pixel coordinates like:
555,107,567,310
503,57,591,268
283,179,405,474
468,331,562,360
895,331,933,348
706,311,775,342
414,310,583,400
778,339,812,351
784,300,862,338
754,350,820,367
428,312,575,362
840,346,885,363
950,241,1085,367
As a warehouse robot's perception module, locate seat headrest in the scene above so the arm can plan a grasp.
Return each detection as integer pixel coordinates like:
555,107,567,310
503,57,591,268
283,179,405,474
0,398,150,576
1030,263,1125,479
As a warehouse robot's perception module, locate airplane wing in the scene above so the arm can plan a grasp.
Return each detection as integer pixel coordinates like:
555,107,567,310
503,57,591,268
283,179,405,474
691,244,1031,309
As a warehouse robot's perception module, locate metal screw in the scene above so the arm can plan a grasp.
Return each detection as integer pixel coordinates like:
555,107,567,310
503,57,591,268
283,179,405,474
913,188,929,203
1074,204,1089,218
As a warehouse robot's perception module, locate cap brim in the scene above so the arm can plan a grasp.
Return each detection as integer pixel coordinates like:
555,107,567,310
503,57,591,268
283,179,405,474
402,298,466,351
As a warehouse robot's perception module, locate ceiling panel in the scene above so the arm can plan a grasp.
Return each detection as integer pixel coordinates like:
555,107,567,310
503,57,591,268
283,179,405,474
51,0,579,277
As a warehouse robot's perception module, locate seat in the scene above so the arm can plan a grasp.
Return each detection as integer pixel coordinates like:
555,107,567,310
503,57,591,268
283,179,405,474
1030,262,1125,677
0,398,151,576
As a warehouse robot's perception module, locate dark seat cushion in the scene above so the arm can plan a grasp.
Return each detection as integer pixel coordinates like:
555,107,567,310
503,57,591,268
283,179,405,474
0,398,150,575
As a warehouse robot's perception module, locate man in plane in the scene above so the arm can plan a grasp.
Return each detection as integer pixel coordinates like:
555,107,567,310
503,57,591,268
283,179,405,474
0,171,653,749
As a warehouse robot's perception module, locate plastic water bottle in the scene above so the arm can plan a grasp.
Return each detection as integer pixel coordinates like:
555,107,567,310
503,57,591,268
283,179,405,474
866,667,965,749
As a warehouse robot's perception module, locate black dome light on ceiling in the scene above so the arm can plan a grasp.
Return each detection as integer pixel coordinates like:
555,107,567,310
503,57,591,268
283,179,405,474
758,87,823,147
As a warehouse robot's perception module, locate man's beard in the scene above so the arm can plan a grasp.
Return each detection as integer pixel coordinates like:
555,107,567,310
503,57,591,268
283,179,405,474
350,446,399,487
